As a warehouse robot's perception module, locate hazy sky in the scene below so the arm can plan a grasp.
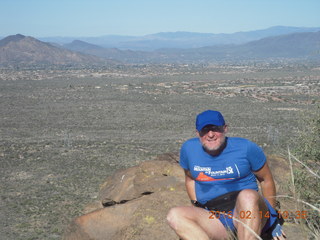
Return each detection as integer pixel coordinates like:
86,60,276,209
1,0,320,37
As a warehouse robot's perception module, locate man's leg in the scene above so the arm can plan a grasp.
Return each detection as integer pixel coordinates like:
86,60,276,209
167,206,229,240
233,189,269,240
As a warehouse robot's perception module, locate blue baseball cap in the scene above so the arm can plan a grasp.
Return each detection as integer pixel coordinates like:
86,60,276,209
196,110,225,131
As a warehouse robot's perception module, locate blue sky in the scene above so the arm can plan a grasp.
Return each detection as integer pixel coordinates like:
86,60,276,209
1,0,319,37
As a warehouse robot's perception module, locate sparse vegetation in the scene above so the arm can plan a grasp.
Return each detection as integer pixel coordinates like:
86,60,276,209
288,106,320,239
0,63,319,239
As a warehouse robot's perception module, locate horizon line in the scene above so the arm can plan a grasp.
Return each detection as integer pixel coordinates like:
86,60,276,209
1,25,320,39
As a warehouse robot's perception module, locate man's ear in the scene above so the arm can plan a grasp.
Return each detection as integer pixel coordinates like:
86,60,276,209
223,125,228,133
196,130,200,137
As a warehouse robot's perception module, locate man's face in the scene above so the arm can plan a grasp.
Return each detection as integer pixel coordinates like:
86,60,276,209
197,125,227,153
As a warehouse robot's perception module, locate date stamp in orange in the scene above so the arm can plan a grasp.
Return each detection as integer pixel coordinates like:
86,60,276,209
209,210,308,220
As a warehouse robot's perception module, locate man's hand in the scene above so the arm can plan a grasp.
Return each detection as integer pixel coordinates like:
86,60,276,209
271,223,286,239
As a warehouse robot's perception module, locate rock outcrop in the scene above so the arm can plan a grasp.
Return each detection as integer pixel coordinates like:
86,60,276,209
63,153,309,240
63,153,189,240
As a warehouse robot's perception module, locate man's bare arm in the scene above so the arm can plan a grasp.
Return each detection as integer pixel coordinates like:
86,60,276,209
254,162,277,208
184,169,197,201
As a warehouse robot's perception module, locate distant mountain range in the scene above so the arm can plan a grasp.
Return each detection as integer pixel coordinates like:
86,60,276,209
151,31,320,63
38,26,320,51
0,34,109,67
0,27,319,67
62,31,320,63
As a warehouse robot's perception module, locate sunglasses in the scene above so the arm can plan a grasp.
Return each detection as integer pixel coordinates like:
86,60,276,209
199,125,225,136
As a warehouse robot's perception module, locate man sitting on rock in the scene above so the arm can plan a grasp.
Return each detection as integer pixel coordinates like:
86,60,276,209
167,110,286,240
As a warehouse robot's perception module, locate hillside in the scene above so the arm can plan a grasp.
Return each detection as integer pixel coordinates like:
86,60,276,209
63,40,105,52
0,34,108,67
1,65,318,239
238,31,320,58
63,40,148,62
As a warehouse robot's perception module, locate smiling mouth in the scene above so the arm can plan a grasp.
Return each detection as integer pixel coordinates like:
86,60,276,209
207,138,217,142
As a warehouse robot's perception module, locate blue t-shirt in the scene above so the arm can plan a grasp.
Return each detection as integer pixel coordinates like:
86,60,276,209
180,137,266,204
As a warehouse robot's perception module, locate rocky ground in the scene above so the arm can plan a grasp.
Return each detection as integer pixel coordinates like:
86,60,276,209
0,64,319,239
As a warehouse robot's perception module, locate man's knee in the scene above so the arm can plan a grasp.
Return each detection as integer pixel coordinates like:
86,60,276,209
237,189,260,207
167,207,182,230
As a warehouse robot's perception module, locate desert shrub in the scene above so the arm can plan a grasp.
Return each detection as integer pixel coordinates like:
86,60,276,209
291,105,320,237
292,105,319,198
294,106,320,163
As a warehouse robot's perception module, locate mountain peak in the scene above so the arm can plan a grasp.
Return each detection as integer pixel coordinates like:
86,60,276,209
0,34,107,67
0,34,26,47
71,39,87,44
64,40,104,51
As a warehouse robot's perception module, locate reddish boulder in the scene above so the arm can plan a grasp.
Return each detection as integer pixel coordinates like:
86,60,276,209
63,153,190,240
